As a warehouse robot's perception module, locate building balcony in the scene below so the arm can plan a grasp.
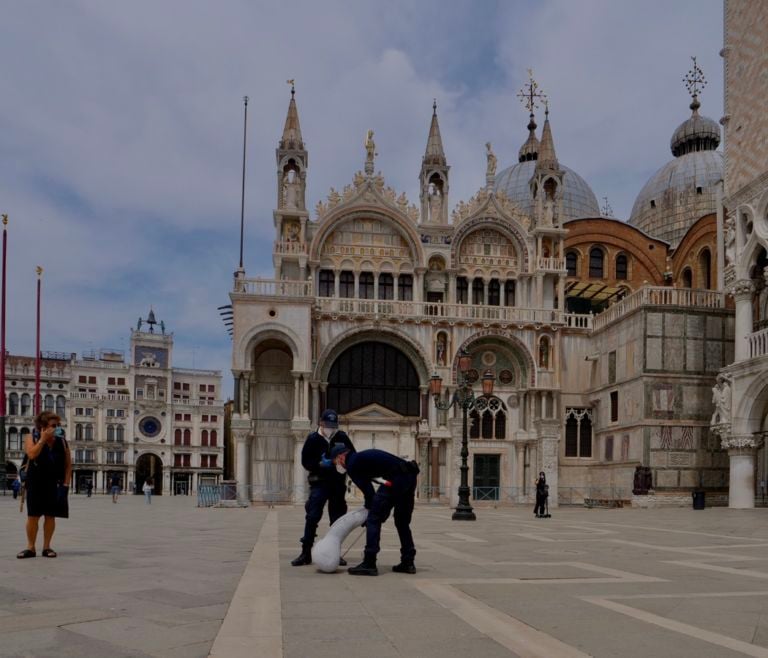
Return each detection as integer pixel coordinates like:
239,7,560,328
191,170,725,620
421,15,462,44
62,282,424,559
591,286,726,332
749,327,768,359
274,240,307,256
234,278,313,298
314,297,564,327
537,256,566,272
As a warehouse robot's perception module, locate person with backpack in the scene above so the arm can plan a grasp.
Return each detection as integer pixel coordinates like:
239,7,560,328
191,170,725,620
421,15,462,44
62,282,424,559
17,411,71,559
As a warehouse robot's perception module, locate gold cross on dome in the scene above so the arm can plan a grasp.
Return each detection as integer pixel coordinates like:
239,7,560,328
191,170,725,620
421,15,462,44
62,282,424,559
683,56,707,99
517,68,546,114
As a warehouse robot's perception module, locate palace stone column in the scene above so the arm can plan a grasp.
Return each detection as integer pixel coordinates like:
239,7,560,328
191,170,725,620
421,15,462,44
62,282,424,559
723,434,763,509
732,280,755,362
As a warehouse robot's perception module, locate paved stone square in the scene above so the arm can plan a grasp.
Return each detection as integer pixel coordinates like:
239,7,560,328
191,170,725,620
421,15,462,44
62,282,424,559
2,495,768,657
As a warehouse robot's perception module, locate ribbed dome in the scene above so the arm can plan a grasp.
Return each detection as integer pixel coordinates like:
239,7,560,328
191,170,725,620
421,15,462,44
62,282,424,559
629,150,723,246
670,103,720,157
494,160,601,221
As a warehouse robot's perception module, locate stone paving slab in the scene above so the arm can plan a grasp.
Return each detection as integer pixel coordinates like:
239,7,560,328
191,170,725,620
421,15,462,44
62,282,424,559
0,494,264,658
3,494,768,657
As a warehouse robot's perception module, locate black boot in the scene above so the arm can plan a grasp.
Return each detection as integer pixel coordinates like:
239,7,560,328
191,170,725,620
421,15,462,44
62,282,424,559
392,562,416,574
338,557,347,566
291,548,312,566
348,557,378,576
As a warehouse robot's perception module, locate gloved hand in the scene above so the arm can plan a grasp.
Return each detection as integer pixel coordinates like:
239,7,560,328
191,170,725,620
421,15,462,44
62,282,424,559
319,457,332,468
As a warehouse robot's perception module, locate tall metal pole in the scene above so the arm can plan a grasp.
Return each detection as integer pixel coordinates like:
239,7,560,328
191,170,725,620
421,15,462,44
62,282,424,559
0,215,7,489
34,266,42,415
452,399,476,520
239,96,249,270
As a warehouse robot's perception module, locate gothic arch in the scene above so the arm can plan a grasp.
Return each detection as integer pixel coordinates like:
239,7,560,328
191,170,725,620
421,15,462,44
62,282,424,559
309,207,425,267
451,216,530,271
314,325,431,385
732,373,768,437
453,330,536,387
236,324,304,372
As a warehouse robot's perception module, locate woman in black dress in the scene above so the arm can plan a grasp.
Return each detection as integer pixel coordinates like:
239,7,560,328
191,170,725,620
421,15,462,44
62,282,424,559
18,411,71,558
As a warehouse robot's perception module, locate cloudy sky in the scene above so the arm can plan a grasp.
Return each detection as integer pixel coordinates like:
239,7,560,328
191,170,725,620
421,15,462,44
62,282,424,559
1,0,723,394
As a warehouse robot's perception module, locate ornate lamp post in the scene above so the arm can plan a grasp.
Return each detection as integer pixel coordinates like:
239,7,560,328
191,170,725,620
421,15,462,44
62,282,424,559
430,348,495,521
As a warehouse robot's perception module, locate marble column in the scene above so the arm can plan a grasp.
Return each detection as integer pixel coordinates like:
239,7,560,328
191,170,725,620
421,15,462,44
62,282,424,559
293,432,306,504
732,280,755,361
722,434,763,509
233,418,251,502
515,443,525,502
431,443,440,500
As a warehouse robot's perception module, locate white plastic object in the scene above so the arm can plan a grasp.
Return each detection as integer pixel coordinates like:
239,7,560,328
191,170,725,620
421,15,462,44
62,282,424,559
312,507,368,573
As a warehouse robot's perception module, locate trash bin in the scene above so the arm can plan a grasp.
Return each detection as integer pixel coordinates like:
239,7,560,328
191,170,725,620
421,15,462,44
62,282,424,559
692,490,705,510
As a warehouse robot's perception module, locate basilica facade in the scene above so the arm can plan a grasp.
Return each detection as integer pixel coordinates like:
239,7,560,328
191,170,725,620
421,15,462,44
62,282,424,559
230,5,767,509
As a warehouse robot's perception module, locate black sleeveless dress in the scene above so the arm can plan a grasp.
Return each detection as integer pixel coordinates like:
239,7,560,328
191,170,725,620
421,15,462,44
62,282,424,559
25,437,67,518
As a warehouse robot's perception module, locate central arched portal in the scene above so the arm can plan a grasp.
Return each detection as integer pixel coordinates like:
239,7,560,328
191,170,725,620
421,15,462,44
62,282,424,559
326,341,422,485
136,453,162,495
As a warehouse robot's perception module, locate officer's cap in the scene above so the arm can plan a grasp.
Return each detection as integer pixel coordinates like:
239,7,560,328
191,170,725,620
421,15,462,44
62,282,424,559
320,409,339,428
330,444,349,460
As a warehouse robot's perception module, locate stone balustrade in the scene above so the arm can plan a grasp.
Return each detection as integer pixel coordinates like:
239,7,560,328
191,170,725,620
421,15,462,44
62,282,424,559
314,297,564,326
748,327,768,359
537,256,565,271
273,240,306,255
235,278,313,297
592,286,726,332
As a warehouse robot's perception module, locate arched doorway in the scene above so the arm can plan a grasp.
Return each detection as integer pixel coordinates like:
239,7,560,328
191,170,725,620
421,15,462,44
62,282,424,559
136,453,162,495
251,341,294,502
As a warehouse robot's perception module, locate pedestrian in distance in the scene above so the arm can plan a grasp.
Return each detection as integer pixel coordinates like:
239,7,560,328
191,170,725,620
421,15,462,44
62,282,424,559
143,478,153,504
17,411,72,559
331,446,420,576
12,476,21,500
291,409,355,567
86,480,93,498
534,471,550,518
110,474,121,503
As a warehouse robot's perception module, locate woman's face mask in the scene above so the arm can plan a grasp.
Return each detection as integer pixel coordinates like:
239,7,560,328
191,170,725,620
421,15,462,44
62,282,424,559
335,463,347,475
320,427,336,440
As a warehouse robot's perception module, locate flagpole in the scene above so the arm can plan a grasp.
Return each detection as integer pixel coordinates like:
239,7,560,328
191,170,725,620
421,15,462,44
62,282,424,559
0,215,8,489
34,266,42,415
239,95,249,270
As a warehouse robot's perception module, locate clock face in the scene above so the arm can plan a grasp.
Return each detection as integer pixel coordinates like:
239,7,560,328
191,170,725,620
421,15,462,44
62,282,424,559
139,416,161,438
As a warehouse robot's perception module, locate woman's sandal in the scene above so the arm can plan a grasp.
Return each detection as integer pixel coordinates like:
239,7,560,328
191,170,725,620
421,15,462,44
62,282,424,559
17,549,36,559
41,548,57,558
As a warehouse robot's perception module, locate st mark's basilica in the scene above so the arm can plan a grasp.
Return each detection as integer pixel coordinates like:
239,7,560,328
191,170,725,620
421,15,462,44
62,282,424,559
229,4,768,510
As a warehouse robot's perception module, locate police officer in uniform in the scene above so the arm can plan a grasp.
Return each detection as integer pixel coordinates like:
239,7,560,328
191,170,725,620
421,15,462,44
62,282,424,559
331,446,419,576
291,409,355,566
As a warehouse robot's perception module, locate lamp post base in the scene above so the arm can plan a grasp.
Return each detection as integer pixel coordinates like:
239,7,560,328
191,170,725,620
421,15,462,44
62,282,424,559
452,506,476,521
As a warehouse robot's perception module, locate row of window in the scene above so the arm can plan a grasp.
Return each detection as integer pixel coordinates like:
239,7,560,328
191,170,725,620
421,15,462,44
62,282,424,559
174,413,219,423
318,270,414,300
78,376,127,386
173,429,219,447
566,250,629,280
73,449,126,464
174,382,217,393
173,453,219,468
7,393,66,417
457,278,516,306
73,424,126,442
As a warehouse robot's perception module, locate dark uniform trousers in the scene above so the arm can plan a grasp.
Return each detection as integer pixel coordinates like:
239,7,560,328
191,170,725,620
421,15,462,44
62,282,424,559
301,479,348,548
364,472,417,563
534,492,548,516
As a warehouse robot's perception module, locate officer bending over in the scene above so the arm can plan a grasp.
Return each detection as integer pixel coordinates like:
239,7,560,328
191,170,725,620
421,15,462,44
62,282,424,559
291,409,355,567
331,446,419,576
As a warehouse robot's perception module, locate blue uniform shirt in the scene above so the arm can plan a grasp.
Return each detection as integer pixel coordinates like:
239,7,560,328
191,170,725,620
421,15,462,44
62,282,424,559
345,449,411,507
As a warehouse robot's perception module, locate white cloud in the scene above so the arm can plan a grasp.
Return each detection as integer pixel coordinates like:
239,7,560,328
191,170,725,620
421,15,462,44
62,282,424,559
0,0,724,394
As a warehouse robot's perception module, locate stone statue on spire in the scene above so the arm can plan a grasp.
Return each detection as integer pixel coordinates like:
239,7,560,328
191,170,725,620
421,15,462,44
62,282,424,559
364,129,376,175
485,142,497,178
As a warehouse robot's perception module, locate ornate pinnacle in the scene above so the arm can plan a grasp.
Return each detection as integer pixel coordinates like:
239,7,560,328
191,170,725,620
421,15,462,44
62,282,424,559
517,68,547,115
683,56,707,111
1,213,7,226
286,79,295,97
36,265,43,277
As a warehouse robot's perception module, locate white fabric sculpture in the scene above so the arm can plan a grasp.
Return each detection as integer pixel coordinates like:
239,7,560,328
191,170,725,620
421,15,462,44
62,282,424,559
312,507,368,573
